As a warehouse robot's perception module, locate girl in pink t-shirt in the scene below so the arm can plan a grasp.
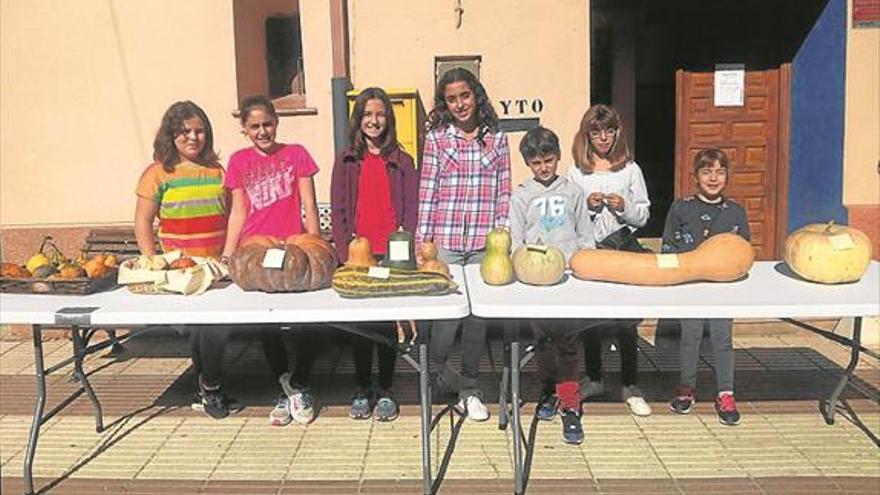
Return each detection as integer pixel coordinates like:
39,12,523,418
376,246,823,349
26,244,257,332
221,95,321,427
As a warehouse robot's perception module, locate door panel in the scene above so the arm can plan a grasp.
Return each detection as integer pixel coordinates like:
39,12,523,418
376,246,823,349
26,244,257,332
675,68,782,260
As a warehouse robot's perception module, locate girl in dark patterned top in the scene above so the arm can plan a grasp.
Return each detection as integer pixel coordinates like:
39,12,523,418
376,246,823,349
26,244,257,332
662,148,750,426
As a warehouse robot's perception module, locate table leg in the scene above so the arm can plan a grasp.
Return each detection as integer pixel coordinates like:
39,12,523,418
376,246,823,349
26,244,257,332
24,325,46,495
71,327,104,432
419,343,433,495
511,340,524,495
821,316,862,425
498,339,510,431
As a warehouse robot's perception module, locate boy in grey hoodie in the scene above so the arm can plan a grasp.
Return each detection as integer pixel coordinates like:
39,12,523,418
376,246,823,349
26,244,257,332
510,126,596,445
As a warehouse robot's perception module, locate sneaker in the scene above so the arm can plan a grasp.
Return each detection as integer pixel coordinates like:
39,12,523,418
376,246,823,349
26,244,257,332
579,378,605,399
190,390,245,418
349,392,372,420
269,394,292,426
374,394,400,422
715,392,740,426
536,390,559,421
280,372,316,425
195,386,228,419
622,385,652,417
458,395,490,422
669,385,695,414
560,408,584,445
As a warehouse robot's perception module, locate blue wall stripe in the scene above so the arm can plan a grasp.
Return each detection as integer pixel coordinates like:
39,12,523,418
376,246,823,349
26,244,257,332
789,0,848,232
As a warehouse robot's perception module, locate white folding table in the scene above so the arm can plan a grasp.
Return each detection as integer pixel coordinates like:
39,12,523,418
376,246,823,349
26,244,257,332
464,261,880,495
0,265,469,495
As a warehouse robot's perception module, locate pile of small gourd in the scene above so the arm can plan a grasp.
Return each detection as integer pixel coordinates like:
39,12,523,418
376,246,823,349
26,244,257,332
0,237,117,280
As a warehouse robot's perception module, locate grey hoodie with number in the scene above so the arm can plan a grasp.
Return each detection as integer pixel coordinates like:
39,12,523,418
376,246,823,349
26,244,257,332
509,176,596,264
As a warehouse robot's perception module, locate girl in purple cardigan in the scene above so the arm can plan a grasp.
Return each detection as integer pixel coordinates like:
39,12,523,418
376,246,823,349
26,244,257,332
330,87,419,421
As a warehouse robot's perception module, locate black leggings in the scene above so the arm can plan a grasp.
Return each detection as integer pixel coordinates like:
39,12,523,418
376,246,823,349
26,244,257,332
351,322,396,391
189,325,231,389
582,321,639,387
261,326,318,387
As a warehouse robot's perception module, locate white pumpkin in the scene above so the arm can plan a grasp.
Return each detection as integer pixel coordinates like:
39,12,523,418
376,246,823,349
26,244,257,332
783,221,873,284
512,244,566,286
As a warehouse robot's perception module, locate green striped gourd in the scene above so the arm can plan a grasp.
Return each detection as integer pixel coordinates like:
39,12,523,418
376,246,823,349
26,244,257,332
332,265,458,298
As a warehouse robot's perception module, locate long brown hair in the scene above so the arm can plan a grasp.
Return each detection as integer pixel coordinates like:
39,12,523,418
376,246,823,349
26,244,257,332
348,87,399,158
571,104,631,173
152,100,219,172
427,68,499,135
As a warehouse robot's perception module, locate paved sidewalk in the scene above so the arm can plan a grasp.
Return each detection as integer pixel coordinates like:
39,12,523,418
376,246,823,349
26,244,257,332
1,321,878,494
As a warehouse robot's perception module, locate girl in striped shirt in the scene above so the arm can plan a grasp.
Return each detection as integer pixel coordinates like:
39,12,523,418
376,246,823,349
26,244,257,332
135,100,241,420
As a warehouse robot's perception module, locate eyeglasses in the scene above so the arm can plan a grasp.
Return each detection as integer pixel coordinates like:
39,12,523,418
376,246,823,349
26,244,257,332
589,128,618,139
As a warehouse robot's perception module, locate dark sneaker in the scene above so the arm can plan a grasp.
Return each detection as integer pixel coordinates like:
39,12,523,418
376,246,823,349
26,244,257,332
536,390,559,421
191,391,244,418
198,386,229,419
374,394,400,422
715,392,740,426
670,385,695,414
349,391,372,420
560,408,584,445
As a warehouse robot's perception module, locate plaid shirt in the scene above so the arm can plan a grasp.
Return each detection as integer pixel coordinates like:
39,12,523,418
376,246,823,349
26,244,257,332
416,124,511,252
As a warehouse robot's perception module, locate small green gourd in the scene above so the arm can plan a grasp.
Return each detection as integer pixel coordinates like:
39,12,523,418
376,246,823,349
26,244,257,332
383,228,417,270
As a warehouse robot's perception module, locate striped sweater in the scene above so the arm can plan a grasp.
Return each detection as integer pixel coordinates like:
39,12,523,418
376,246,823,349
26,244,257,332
136,161,227,258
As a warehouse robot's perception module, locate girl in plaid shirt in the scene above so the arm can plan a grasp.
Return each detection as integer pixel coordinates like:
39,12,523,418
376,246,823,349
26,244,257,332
417,68,511,421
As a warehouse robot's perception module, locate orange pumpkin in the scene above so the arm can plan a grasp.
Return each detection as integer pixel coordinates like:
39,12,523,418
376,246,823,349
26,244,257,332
83,258,108,279
229,234,338,292
1,262,30,278
346,237,378,268
57,263,85,279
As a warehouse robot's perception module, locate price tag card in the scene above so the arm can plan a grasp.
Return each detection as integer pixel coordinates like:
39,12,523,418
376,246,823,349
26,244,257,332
388,241,411,261
262,248,286,269
656,254,680,269
367,266,391,279
829,233,855,251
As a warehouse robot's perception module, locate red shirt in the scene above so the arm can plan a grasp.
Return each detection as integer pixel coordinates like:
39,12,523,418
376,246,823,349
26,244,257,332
356,152,398,254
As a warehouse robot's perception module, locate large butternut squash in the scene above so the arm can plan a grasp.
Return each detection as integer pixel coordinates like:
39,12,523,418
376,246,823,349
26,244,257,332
570,233,754,285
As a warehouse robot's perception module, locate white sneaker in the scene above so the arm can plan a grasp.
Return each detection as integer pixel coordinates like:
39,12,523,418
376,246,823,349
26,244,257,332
622,385,652,417
280,372,315,425
458,395,489,422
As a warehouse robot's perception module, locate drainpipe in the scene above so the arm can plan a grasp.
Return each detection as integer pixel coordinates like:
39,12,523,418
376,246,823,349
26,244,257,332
330,0,351,154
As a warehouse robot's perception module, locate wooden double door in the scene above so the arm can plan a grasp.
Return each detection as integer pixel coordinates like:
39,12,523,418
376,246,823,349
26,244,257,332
675,65,791,260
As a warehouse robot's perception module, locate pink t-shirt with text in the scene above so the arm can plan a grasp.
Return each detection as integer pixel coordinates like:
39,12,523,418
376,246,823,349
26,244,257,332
225,144,319,240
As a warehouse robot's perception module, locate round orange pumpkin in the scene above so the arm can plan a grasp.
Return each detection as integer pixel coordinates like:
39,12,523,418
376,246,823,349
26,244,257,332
229,235,338,292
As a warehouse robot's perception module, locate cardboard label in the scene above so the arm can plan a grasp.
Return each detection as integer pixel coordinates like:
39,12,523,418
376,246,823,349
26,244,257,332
656,254,680,269
388,241,411,261
262,249,286,269
829,233,856,251
367,266,391,279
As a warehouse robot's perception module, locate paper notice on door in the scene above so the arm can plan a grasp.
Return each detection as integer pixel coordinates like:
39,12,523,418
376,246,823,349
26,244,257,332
714,63,745,107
